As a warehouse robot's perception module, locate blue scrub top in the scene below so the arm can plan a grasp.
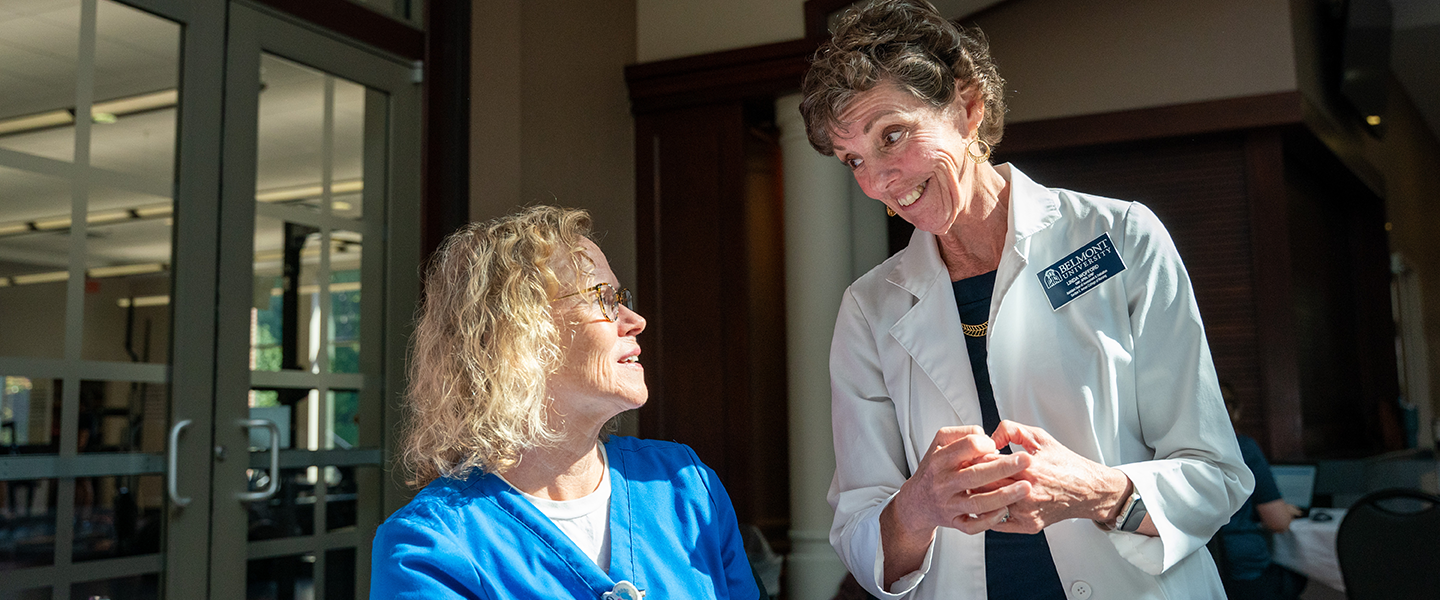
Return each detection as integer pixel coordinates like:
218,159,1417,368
371,436,760,599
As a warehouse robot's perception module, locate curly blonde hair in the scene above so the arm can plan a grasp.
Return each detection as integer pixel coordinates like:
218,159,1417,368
800,0,1007,156
400,205,594,487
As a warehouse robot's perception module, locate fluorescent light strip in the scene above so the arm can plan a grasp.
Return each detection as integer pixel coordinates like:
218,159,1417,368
88,262,166,278
92,90,178,117
116,294,171,308
0,110,74,136
0,89,178,138
271,281,362,296
0,202,177,240
256,179,363,203
12,271,69,285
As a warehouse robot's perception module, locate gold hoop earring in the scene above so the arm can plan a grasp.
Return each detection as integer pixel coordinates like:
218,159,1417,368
967,138,992,163
886,206,897,217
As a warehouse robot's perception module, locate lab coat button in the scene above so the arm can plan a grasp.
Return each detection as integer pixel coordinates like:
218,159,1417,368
1069,580,1092,600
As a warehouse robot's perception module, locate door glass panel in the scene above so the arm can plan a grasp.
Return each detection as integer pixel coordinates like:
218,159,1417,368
324,465,374,532
257,55,324,208
69,573,158,600
247,467,315,541
324,547,356,600
72,473,162,562
248,552,314,600
89,0,179,178
327,234,362,374
327,391,359,450
0,1,80,162
0,478,57,568
81,187,174,365
73,379,165,455
1,377,57,454
0,166,72,360
3,376,54,454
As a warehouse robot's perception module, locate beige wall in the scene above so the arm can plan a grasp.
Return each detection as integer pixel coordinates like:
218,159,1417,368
970,0,1296,122
636,0,1297,122
470,0,638,288
637,0,804,62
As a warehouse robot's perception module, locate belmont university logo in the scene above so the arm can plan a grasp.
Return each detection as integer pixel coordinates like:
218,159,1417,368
1043,269,1061,289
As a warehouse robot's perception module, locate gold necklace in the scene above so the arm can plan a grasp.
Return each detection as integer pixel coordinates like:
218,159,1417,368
962,321,988,337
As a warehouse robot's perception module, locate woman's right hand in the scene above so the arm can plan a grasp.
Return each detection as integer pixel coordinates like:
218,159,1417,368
878,426,1032,588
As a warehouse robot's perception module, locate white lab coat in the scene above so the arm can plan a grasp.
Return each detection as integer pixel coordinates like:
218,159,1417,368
828,165,1253,600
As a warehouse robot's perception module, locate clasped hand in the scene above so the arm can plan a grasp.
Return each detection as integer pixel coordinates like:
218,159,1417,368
893,422,1128,538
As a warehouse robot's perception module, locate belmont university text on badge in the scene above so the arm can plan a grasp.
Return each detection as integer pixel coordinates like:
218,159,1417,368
1037,233,1126,310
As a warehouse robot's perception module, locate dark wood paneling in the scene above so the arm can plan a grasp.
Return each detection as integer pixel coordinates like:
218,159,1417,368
635,103,791,543
1283,132,1402,457
1245,131,1304,460
421,0,470,261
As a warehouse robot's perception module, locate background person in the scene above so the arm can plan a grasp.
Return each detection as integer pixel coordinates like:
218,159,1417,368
801,1,1254,598
1216,384,1307,600
370,206,759,600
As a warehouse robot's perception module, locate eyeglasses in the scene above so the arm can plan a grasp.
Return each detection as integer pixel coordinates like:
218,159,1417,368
554,282,634,322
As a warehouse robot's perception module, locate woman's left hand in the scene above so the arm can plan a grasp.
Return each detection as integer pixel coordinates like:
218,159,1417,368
987,420,1131,533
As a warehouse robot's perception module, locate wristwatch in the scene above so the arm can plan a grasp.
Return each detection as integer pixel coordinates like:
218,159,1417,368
1101,490,1147,533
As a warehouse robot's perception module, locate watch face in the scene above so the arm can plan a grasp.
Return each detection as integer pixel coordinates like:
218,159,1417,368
1120,496,1147,532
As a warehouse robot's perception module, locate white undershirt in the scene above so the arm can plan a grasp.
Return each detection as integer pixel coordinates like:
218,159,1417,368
503,446,613,570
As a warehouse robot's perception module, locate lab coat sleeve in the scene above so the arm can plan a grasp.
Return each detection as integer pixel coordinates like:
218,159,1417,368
370,511,492,600
828,288,935,598
686,446,763,600
1108,202,1254,574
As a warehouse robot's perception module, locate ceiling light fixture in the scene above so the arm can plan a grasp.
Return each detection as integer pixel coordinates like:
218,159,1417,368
0,110,75,136
87,263,167,278
0,89,178,138
12,271,70,285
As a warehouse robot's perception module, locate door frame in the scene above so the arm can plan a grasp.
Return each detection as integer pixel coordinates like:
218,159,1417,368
209,3,421,598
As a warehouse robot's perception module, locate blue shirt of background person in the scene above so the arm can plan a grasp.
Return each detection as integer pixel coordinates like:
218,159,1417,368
1217,435,1286,579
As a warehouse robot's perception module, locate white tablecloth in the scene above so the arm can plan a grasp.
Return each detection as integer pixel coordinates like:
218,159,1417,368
1271,508,1346,592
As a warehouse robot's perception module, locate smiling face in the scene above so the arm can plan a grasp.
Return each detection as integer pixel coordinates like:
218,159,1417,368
546,237,648,428
829,81,984,236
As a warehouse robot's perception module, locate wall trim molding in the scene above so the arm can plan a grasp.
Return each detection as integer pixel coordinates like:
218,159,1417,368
625,39,816,114
1001,92,1304,154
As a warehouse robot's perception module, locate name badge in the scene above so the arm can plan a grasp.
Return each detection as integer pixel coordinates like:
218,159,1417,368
1037,233,1126,311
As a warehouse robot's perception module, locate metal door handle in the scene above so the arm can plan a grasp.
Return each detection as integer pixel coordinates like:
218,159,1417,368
167,419,193,507
238,418,281,502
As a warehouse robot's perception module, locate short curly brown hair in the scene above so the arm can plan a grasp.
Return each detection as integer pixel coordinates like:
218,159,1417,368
800,0,1006,156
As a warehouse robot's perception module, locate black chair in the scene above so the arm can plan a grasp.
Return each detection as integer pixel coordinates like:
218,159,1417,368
1335,488,1440,600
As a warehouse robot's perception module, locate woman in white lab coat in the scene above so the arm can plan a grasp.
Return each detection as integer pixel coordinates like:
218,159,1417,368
798,1,1254,599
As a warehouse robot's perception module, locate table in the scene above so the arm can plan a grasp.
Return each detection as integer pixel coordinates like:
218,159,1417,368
1271,508,1345,593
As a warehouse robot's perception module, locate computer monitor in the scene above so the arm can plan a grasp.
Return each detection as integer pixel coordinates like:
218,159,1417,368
1270,464,1318,511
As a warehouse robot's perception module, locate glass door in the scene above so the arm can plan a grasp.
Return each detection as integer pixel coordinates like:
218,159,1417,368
210,5,420,600
0,1,419,598
0,0,224,598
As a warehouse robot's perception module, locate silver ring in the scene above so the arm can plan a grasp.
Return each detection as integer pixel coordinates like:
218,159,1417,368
999,509,1010,523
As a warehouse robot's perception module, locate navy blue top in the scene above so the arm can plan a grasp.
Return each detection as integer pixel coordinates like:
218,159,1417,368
952,272,1066,600
1218,434,1283,581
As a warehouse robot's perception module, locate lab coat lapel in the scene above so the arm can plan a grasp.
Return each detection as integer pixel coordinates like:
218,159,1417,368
990,165,1060,328
886,228,984,426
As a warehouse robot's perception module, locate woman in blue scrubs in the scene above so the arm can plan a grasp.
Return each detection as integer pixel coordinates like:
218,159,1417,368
371,206,759,600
